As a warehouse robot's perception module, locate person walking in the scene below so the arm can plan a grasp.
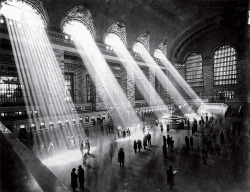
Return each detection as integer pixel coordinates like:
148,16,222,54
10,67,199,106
147,132,151,146
134,140,137,153
143,135,147,149
163,135,167,146
167,135,171,148
190,136,193,148
163,144,167,158
85,140,90,155
80,141,84,155
71,168,78,192
167,165,176,191
160,123,163,133
170,137,174,152
137,139,142,152
77,165,85,190
118,148,125,168
185,136,190,148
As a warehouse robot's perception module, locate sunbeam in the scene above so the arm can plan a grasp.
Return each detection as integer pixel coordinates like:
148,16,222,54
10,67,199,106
63,21,141,131
105,33,169,118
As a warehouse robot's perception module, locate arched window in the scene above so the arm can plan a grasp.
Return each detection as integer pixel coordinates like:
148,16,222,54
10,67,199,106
104,22,127,46
104,32,124,47
154,49,166,60
0,0,48,27
213,45,237,85
133,42,147,54
185,53,203,87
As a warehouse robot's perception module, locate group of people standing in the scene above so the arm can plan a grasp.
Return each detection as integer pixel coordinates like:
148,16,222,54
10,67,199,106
118,127,131,138
185,135,194,148
71,165,85,192
133,132,152,153
163,135,174,152
80,140,90,165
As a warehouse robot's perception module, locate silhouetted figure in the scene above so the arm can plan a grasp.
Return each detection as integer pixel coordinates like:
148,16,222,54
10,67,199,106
137,139,142,152
190,136,193,148
118,148,125,168
170,137,174,152
134,140,137,153
205,113,208,122
80,141,84,155
167,124,170,132
163,135,167,146
187,119,190,130
77,165,85,190
185,136,190,148
160,123,163,133
85,140,90,155
167,165,175,191
71,168,78,192
147,132,151,145
143,135,147,149
167,135,171,148
163,144,167,158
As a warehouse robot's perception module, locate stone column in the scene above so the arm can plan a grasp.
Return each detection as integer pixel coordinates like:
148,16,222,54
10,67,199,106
120,65,135,107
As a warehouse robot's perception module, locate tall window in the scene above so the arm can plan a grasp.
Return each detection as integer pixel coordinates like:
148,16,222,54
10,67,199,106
65,73,74,101
213,45,237,85
185,53,203,87
86,74,91,102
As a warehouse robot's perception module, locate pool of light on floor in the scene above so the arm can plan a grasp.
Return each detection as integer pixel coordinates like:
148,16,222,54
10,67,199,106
42,147,96,166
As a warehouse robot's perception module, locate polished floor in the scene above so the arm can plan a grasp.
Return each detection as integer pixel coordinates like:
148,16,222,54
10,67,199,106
42,118,250,192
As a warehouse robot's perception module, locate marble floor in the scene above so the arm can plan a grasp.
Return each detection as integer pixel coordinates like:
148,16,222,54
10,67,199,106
41,120,250,192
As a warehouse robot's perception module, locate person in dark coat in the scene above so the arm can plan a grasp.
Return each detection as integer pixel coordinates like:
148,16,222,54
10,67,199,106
185,136,190,148
134,140,137,153
187,119,190,130
162,144,167,158
137,139,142,152
77,165,85,190
163,135,167,146
147,132,151,146
160,123,163,133
167,124,170,132
71,168,78,192
167,165,175,191
143,135,147,149
170,137,174,152
190,136,193,148
167,135,171,148
85,140,90,155
118,148,125,168
80,141,84,155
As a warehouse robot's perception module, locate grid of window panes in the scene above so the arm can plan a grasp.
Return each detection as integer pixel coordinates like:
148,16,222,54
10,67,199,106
217,90,235,100
214,45,237,85
65,73,74,101
86,74,91,102
185,53,203,87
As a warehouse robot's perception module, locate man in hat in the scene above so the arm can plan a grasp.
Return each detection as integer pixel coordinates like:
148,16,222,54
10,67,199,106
71,168,78,192
77,165,85,190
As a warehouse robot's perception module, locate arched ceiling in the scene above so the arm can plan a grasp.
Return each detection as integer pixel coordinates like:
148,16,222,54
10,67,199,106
37,0,248,54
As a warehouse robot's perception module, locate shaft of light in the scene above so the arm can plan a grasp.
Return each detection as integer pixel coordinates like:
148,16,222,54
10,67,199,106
134,43,196,114
156,50,204,107
63,21,141,129
105,34,169,118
